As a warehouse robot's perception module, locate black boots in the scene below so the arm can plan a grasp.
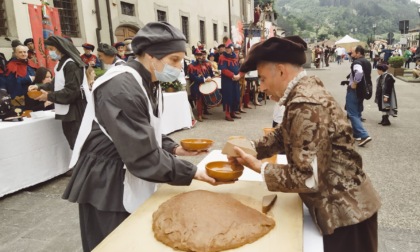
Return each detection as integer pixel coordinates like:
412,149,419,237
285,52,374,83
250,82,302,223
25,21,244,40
378,115,385,124
378,115,391,126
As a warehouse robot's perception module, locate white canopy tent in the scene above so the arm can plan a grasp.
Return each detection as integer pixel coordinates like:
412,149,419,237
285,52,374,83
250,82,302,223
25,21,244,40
335,35,360,44
335,35,363,51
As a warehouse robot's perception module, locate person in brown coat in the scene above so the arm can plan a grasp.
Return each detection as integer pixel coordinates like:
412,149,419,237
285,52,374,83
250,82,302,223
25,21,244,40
231,36,381,252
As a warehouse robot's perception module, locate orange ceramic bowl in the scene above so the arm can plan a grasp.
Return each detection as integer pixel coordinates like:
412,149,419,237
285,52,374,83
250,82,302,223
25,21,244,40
22,110,33,118
205,161,244,182
27,90,42,99
180,139,214,151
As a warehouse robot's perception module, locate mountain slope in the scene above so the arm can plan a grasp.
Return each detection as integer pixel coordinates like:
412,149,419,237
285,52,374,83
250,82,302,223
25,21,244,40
272,0,419,42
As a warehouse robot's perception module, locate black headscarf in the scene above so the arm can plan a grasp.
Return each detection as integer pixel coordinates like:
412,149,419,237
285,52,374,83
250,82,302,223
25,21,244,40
44,36,86,68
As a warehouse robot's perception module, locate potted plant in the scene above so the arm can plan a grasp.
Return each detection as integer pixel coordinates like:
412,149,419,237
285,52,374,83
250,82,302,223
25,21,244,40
388,56,404,76
160,80,182,92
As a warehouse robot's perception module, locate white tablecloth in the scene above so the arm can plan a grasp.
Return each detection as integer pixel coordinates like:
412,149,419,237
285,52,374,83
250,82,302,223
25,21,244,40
0,111,72,197
162,91,192,134
0,92,191,197
197,150,324,252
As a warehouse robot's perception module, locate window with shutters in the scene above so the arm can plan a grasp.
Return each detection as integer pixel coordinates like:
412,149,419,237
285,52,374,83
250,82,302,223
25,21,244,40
213,23,218,42
53,0,80,37
157,10,167,22
199,20,205,44
121,2,135,16
181,16,189,43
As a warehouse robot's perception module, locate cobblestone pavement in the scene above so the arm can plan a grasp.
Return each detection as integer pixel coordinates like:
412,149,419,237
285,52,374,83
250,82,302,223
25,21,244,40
1,62,419,252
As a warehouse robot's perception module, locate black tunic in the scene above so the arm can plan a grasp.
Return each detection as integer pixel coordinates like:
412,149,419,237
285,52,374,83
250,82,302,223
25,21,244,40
62,60,197,212
38,55,86,149
38,55,86,122
375,73,395,111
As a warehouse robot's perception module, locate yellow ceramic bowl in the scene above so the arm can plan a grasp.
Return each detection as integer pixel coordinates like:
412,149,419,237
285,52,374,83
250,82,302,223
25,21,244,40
180,139,214,151
27,90,42,99
205,161,244,182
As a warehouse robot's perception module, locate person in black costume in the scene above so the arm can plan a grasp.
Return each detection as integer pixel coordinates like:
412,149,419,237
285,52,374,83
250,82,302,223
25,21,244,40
375,64,397,126
62,22,225,251
28,36,87,150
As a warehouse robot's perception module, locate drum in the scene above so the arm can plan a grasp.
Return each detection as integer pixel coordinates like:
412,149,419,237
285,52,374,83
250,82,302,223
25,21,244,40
212,77,222,89
199,80,222,107
199,80,217,95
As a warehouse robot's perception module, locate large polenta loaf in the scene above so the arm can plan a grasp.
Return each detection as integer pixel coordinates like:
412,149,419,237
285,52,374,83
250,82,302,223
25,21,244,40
152,190,275,252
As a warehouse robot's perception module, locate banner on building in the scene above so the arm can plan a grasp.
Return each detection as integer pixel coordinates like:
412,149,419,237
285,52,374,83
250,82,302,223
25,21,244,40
231,21,244,46
28,3,62,74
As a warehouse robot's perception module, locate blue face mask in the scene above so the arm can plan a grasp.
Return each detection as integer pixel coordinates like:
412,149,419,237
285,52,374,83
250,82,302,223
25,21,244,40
153,61,181,83
49,50,61,60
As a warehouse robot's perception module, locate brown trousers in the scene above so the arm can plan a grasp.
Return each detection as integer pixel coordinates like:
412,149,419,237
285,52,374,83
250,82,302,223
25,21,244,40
323,213,378,252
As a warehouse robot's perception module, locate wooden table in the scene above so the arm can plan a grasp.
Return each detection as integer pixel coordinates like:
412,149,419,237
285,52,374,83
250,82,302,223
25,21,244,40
94,180,303,252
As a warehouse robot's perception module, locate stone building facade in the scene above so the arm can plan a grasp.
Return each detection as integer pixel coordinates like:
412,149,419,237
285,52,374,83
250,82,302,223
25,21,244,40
0,0,253,58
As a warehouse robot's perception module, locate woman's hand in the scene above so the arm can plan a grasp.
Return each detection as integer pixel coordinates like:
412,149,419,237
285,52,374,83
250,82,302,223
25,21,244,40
193,169,234,186
28,85,39,91
34,89,49,102
174,146,208,156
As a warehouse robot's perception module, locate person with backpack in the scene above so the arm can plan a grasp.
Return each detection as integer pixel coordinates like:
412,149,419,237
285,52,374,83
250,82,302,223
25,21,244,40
346,45,372,147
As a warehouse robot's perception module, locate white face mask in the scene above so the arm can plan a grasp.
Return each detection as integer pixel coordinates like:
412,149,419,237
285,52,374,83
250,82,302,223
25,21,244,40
153,61,181,82
49,50,61,60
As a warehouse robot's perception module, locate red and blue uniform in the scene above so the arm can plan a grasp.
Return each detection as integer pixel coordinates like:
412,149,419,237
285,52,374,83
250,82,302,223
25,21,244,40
187,60,214,119
0,59,35,108
81,54,100,68
218,51,240,114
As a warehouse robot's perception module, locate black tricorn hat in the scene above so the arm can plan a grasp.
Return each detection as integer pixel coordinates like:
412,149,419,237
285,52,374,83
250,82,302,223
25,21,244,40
240,36,307,72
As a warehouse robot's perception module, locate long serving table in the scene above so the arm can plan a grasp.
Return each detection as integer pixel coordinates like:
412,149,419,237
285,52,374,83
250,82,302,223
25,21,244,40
0,111,72,198
0,92,192,197
93,150,323,252
161,91,192,135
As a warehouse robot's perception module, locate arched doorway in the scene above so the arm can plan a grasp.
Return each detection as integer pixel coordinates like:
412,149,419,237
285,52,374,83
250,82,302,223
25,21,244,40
115,25,139,42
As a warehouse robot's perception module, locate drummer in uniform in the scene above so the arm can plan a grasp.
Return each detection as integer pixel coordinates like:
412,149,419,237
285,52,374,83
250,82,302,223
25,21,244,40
187,49,214,122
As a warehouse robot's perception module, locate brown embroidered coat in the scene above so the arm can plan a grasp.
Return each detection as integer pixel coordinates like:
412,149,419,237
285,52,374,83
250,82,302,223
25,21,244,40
254,76,381,235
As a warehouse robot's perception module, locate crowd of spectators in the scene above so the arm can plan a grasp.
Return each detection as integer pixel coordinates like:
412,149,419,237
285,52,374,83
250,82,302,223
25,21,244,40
0,38,134,114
